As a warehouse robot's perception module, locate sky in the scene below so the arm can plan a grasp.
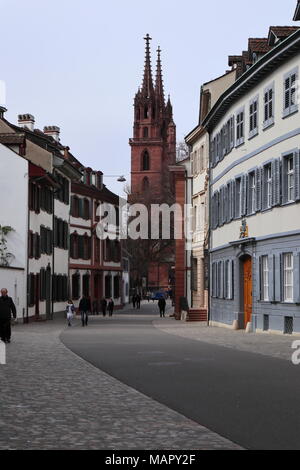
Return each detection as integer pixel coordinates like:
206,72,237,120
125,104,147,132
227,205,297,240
0,0,297,196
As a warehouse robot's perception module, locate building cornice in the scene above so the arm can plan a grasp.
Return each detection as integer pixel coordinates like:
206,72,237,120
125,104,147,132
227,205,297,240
203,29,300,131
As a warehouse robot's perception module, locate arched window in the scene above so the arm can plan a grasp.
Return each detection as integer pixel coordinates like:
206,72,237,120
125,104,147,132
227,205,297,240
144,106,149,119
142,177,150,192
143,127,149,138
142,150,150,171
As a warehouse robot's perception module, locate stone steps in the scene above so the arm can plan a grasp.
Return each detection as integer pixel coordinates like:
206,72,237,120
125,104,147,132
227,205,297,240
187,309,208,322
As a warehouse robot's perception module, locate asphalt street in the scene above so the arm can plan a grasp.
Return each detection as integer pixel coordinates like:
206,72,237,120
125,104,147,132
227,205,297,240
61,306,300,450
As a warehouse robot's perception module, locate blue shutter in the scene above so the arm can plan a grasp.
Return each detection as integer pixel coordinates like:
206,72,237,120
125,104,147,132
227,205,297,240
261,165,268,210
256,167,262,212
295,151,300,201
272,158,281,207
268,254,275,302
294,253,300,304
230,180,235,220
241,174,247,216
219,261,224,299
274,253,283,302
258,256,263,301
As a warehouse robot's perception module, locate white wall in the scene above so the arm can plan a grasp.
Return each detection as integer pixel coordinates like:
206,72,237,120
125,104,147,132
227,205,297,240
0,144,28,318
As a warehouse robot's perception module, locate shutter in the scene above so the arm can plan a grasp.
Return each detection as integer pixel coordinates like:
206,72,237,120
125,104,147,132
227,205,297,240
274,254,283,302
294,253,300,304
268,255,275,302
272,158,281,207
230,260,234,300
78,236,84,259
294,151,300,201
79,198,84,218
230,180,235,220
262,166,267,210
241,174,247,217
256,167,262,212
259,256,263,301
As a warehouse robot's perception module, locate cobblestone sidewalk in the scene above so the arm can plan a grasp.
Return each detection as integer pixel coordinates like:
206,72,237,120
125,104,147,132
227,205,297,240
153,317,296,362
0,318,241,450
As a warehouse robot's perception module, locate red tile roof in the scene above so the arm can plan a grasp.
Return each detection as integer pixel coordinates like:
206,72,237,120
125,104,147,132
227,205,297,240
248,38,271,53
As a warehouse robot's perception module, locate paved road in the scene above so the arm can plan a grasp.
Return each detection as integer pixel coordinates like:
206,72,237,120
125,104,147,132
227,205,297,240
61,306,300,450
0,317,240,450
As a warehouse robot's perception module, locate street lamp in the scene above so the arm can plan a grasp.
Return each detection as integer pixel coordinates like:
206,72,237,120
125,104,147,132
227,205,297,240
104,175,127,183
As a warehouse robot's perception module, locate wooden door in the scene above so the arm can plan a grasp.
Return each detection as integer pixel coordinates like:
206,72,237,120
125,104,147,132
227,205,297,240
243,257,252,327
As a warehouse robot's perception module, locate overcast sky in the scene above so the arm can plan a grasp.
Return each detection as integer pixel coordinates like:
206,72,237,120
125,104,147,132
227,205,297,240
0,0,297,195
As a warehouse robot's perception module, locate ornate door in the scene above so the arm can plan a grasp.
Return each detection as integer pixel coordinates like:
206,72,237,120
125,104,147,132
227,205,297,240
243,257,252,327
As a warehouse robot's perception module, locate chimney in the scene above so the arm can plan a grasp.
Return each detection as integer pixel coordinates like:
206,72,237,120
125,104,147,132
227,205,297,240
18,114,35,131
43,125,60,142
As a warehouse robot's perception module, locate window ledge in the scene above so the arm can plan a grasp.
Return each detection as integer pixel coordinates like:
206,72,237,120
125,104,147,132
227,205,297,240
248,130,259,141
263,120,275,131
282,107,298,119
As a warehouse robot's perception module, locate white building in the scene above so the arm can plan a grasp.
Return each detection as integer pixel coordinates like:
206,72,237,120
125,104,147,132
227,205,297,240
205,24,300,334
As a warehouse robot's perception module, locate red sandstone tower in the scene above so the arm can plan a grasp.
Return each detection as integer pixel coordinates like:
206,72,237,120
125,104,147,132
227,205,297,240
129,34,176,290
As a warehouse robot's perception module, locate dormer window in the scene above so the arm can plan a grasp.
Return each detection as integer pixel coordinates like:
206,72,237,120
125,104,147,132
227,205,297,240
252,53,258,64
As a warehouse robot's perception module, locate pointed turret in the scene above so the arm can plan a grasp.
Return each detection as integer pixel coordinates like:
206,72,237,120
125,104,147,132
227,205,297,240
155,46,165,107
141,33,154,98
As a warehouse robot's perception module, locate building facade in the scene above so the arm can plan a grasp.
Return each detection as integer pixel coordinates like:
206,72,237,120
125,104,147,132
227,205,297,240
206,26,300,334
70,167,122,311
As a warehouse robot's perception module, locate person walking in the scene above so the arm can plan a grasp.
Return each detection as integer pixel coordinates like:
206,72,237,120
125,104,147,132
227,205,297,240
0,288,16,343
66,300,75,327
108,298,114,317
79,295,91,327
136,294,141,310
101,298,107,317
132,294,136,309
158,297,166,318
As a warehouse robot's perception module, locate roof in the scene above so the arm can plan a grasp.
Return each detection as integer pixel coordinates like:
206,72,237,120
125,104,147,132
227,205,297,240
268,26,299,45
294,0,300,21
0,133,25,145
202,28,300,131
248,38,271,53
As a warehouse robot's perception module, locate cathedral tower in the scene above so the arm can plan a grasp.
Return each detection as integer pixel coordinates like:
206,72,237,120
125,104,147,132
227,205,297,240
129,34,176,204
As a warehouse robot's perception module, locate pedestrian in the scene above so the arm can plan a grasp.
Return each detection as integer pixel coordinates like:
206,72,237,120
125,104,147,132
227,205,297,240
158,297,166,318
132,294,136,309
93,299,99,315
66,300,75,327
108,298,114,317
136,293,141,309
79,295,91,327
101,297,107,317
0,288,16,343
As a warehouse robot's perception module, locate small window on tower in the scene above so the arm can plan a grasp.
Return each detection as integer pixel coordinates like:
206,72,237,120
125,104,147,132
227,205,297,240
142,177,150,192
143,127,149,138
142,150,150,171
144,106,149,119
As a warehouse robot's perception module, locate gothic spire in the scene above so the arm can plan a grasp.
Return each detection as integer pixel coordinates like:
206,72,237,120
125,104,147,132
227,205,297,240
155,46,165,106
141,33,154,98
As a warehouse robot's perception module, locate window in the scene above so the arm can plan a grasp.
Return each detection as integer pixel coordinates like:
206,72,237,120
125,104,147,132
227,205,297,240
54,217,68,249
105,274,112,298
224,260,232,300
262,256,269,301
248,171,256,215
192,258,198,292
83,199,90,220
283,253,293,302
71,196,79,217
229,116,235,150
262,164,272,210
263,83,274,129
72,272,80,300
114,276,120,299
199,145,205,172
40,227,53,255
236,109,245,147
143,127,149,138
82,274,90,298
142,150,150,171
249,97,259,138
282,152,300,204
283,68,298,117
142,177,150,192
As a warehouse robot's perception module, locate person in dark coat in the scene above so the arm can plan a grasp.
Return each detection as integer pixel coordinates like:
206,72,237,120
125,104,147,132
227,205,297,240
132,294,136,309
0,288,16,343
79,296,91,327
101,298,107,317
108,299,114,317
136,294,141,309
158,297,166,318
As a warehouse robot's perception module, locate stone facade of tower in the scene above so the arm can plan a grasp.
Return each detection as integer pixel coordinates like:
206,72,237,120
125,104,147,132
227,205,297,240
129,35,176,291
129,35,176,204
